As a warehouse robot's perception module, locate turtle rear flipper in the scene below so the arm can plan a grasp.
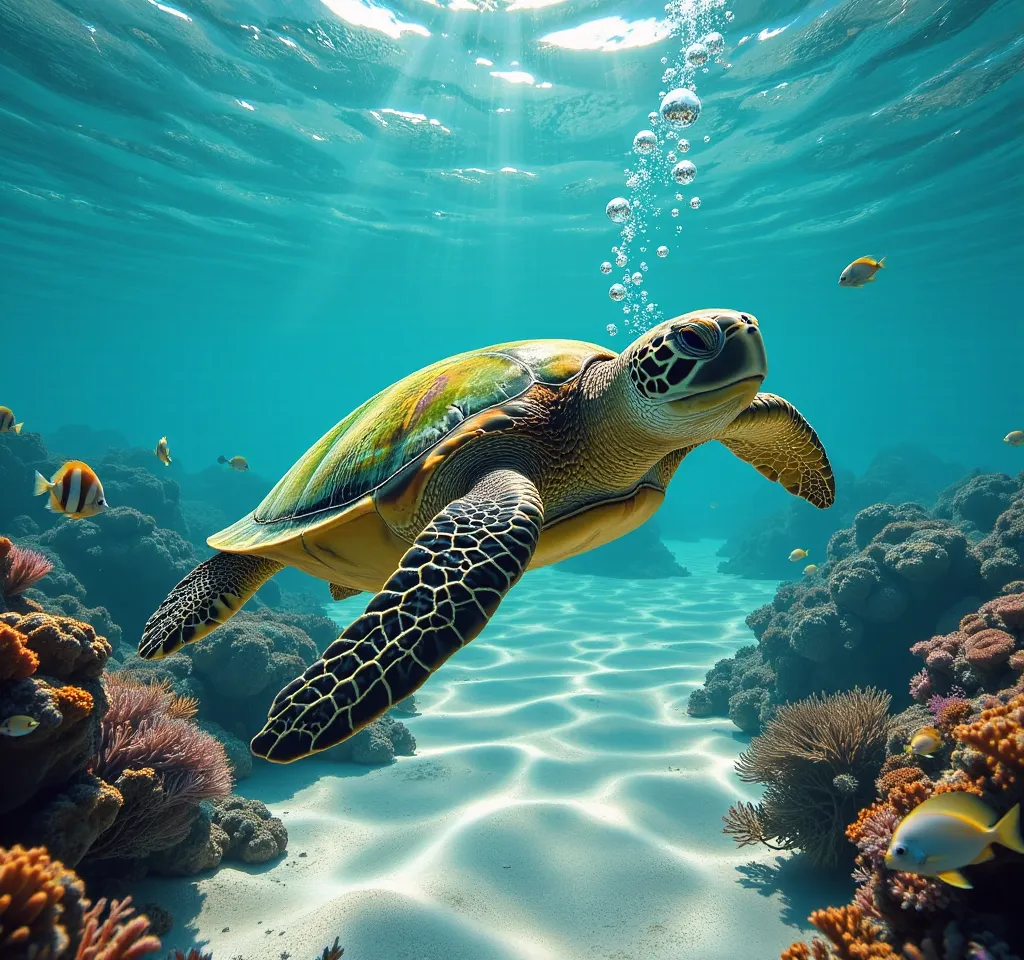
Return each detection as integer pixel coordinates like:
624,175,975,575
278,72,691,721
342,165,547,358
251,469,543,763
139,552,284,659
718,392,835,509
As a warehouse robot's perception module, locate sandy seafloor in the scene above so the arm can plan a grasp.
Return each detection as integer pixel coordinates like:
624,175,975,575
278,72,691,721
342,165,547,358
134,539,852,959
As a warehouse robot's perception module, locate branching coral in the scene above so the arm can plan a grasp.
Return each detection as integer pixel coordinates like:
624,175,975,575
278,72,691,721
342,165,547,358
951,692,1024,790
782,906,900,959
0,844,85,960
723,688,891,866
85,674,231,862
74,897,160,960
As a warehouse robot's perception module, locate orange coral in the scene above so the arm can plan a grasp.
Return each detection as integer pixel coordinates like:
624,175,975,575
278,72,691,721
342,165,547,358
874,767,924,797
952,692,1024,789
846,801,894,845
0,612,110,681
55,686,96,726
74,896,160,960
934,698,972,730
0,623,38,681
164,695,199,722
781,906,899,959
0,844,83,958
885,780,933,816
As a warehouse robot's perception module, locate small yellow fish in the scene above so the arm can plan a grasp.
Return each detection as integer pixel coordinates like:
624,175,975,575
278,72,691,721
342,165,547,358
789,548,808,562
218,455,249,472
0,406,24,434
803,563,818,576
33,461,108,519
839,256,886,288
155,436,172,466
0,714,40,737
885,793,1024,888
1004,431,1024,447
905,724,943,757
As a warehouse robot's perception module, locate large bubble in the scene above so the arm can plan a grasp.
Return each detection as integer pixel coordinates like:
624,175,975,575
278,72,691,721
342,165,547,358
672,160,697,185
657,245,669,258
690,196,702,209
678,138,691,153
605,197,632,223
704,31,725,55
685,42,708,67
632,130,657,155
600,261,612,274
659,88,702,128
606,323,618,337
609,283,627,301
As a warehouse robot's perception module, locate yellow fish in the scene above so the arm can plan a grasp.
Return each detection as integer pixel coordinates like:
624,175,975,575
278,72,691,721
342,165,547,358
1004,431,1024,447
0,715,40,737
905,724,942,757
0,406,24,434
789,548,808,562
885,793,1024,888
155,436,172,466
803,564,818,576
218,455,249,472
839,256,886,287
34,460,108,519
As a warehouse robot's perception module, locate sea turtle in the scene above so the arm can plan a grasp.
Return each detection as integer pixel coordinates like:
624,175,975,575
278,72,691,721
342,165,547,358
140,309,834,762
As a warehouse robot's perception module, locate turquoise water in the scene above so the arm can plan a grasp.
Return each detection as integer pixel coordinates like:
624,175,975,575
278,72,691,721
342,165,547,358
3,0,1022,510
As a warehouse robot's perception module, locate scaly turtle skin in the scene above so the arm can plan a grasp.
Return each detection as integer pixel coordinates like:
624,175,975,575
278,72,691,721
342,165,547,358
139,309,835,762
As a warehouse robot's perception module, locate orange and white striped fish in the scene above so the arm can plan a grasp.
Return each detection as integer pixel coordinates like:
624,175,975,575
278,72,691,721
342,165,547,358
0,406,23,434
33,461,108,519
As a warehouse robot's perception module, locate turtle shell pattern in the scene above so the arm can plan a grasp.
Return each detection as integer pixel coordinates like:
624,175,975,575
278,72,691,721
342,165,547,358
210,340,613,552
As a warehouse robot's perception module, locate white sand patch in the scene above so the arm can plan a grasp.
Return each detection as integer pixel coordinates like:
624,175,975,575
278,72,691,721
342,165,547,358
131,539,851,959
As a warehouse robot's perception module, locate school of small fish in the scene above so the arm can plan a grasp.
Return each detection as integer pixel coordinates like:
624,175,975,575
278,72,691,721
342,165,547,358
885,793,1024,889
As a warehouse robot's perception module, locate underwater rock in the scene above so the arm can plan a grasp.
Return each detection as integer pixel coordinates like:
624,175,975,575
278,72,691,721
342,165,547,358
39,507,196,642
327,712,417,765
197,720,252,781
691,493,1006,732
0,432,61,533
559,520,690,579
145,804,227,877
95,450,188,534
209,796,287,864
976,485,1024,590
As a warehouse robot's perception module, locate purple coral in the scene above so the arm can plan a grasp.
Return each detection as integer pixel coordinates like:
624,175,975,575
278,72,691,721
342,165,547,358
0,537,53,600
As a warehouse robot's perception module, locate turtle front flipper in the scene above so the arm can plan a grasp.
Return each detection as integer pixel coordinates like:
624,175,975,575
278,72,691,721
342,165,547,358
329,583,361,601
718,392,835,508
251,469,544,763
139,553,284,659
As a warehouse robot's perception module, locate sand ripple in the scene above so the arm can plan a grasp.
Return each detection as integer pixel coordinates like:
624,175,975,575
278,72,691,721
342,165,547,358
134,540,843,959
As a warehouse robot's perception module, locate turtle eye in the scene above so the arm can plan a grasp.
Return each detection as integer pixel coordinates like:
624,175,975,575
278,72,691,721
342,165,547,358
671,321,725,360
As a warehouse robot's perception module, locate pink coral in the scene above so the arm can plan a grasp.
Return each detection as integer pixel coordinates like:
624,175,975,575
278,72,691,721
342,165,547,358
909,669,932,702
74,896,160,960
963,628,1015,670
979,592,1024,631
0,538,53,599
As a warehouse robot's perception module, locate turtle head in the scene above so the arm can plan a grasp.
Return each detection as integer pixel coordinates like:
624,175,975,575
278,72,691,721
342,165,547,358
617,309,766,439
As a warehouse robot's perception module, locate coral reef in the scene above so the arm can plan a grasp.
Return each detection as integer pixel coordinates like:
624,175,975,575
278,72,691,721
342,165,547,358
559,520,690,579
692,496,1013,733
722,688,891,866
909,593,1024,702
782,677,1024,960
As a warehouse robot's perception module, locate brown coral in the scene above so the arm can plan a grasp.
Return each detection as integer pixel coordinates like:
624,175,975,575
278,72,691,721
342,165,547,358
0,538,53,600
951,692,1024,789
963,628,1015,670
0,844,84,959
0,622,38,681
874,767,924,797
933,698,972,730
725,688,891,866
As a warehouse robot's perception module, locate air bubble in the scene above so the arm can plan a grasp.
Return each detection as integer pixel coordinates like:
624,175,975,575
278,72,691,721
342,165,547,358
678,138,690,153
725,9,734,20
672,160,697,185
640,261,648,271
704,135,711,143
690,196,701,209
600,261,612,274
648,110,659,125
659,88,702,128
666,151,677,163
615,253,628,267
670,207,679,217
606,323,618,336
632,130,657,155
606,197,632,223
657,245,669,257
609,283,627,301
631,272,643,285
704,31,725,54
685,42,708,66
